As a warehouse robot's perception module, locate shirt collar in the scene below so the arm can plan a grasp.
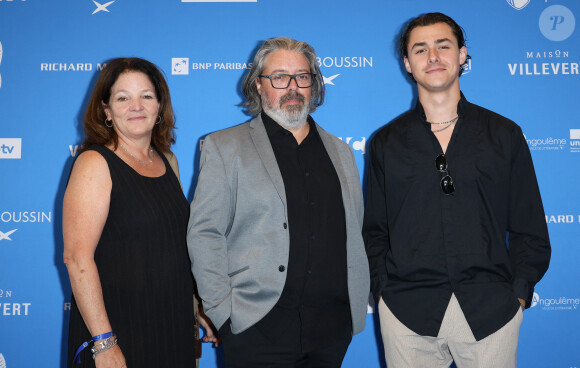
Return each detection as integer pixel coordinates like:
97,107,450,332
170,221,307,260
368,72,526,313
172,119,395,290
414,91,468,123
261,111,318,138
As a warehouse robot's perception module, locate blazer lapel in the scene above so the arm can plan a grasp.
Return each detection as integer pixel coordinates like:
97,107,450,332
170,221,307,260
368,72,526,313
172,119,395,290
249,116,287,209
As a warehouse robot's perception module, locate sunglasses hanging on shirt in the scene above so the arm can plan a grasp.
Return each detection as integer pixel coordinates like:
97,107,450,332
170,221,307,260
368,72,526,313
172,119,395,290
435,154,455,195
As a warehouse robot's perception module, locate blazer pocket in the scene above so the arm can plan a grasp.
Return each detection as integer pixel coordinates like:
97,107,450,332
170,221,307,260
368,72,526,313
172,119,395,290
228,265,250,277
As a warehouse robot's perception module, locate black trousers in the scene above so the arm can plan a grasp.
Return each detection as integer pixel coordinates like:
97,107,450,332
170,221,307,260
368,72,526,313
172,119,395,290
221,322,352,368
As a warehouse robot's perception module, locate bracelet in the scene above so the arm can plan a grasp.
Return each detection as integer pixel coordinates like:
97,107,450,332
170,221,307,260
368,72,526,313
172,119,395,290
92,331,114,342
91,334,118,359
92,340,118,360
73,331,115,364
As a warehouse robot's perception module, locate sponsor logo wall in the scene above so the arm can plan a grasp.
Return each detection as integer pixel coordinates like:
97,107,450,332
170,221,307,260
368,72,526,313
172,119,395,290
0,1,578,367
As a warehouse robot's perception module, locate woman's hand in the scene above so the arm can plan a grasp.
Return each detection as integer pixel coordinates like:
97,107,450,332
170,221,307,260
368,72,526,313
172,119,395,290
199,313,220,347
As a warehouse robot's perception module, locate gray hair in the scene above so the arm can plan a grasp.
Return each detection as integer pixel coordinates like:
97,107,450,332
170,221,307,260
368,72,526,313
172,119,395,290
242,37,325,116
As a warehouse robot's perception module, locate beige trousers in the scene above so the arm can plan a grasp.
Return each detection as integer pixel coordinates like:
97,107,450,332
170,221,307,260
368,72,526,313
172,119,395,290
378,294,523,368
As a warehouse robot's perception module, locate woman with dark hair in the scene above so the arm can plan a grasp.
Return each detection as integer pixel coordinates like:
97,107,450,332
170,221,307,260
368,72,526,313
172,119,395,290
63,57,215,367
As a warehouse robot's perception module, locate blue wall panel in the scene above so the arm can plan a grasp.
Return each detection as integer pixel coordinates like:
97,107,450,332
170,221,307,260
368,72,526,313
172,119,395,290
1,1,578,367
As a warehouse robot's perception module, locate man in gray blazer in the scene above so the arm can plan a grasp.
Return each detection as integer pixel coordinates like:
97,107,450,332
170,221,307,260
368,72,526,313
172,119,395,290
187,37,370,368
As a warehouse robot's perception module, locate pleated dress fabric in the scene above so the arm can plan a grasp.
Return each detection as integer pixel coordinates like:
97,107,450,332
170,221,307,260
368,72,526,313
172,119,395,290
67,145,196,367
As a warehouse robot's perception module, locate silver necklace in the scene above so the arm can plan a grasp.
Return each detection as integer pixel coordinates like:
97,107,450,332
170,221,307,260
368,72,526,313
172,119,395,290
119,143,154,166
427,116,459,125
431,120,457,133
427,116,459,133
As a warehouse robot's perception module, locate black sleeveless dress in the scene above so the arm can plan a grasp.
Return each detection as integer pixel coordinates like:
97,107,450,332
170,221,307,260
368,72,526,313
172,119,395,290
67,145,196,367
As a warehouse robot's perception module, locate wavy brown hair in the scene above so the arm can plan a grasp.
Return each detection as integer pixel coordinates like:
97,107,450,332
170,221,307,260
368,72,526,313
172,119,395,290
82,57,176,153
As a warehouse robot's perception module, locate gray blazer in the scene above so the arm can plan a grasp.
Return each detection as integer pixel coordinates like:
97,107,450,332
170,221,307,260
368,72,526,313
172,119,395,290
187,115,370,335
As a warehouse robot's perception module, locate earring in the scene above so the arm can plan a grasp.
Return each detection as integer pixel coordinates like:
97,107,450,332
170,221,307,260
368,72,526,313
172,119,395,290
105,118,113,128
156,116,162,125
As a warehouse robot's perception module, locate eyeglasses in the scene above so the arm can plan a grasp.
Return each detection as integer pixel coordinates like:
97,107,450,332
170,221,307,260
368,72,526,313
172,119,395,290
435,154,455,195
259,73,316,89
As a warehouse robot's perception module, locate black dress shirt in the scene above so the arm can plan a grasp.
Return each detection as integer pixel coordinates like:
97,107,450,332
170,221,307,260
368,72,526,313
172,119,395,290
255,112,351,352
363,93,551,341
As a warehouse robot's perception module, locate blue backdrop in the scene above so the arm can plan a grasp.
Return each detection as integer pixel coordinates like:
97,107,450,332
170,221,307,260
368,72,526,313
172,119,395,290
1,0,579,367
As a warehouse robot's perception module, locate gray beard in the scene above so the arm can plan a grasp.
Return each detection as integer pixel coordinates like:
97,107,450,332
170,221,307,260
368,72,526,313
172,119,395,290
261,92,310,131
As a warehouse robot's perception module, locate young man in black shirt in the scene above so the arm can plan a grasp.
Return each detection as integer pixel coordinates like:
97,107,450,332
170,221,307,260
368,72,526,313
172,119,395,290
363,12,551,368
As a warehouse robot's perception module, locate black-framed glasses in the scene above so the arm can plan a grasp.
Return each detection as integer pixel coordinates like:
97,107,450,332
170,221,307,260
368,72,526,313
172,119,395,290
259,73,316,89
435,154,455,195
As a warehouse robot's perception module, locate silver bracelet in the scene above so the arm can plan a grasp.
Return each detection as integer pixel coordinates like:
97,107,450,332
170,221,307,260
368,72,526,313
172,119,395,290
91,334,118,359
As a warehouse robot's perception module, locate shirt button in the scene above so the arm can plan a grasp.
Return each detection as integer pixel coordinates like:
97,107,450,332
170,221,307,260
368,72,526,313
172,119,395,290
279,265,286,272
305,172,310,177
310,234,316,240
309,201,315,206
283,223,287,229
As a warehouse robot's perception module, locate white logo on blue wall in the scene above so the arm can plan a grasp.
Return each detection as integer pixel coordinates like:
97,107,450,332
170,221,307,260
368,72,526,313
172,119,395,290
92,0,115,15
0,211,52,223
570,129,580,152
317,56,372,68
508,50,577,76
531,292,580,310
40,63,106,72
531,292,539,308
0,302,31,316
506,0,530,11
0,139,22,159
172,58,189,75
0,229,17,241
0,353,5,368
69,145,80,157
461,59,472,75
323,74,339,86
539,5,575,42
170,57,252,71
338,137,366,154
545,214,576,224
524,134,566,150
